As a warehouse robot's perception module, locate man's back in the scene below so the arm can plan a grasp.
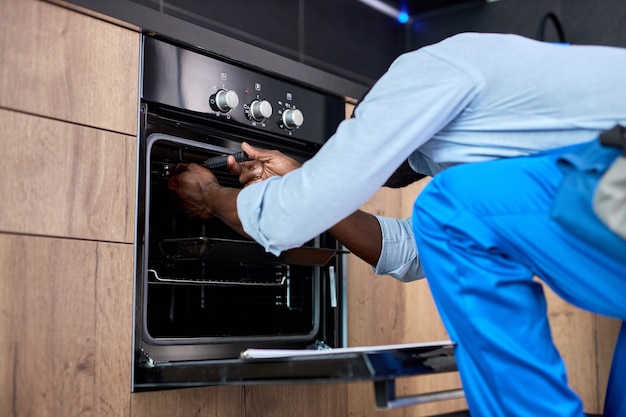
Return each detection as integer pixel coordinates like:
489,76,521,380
412,33,626,166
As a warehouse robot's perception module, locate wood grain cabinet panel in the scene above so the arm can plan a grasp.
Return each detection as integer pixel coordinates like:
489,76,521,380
0,234,133,417
544,285,620,415
0,109,136,242
0,0,139,135
242,383,348,417
130,374,347,416
595,315,621,408
131,385,244,417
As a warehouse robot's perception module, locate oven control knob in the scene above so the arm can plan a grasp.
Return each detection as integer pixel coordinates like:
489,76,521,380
249,99,273,121
214,89,239,113
282,108,304,129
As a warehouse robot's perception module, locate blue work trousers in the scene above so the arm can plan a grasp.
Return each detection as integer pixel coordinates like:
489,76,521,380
412,141,626,416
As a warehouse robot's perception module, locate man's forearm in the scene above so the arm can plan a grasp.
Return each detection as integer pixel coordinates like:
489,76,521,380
328,210,382,266
208,186,249,238
209,183,383,265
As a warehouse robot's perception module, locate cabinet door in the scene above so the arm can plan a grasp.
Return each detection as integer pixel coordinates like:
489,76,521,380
0,109,136,242
0,234,133,417
543,285,620,414
0,0,139,135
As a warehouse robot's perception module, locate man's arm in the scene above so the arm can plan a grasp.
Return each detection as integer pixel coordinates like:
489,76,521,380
231,143,384,266
167,163,246,236
169,143,385,267
328,210,382,266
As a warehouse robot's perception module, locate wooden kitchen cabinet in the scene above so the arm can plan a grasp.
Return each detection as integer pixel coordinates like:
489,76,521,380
0,1,137,416
0,0,139,135
544,287,620,411
0,234,133,417
0,108,136,242
0,0,138,243
131,383,348,417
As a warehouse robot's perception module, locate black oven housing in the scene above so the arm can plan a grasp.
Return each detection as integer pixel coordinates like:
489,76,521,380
134,35,350,387
133,36,458,409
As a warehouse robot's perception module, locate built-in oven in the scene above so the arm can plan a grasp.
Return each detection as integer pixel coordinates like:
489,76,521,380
133,35,460,409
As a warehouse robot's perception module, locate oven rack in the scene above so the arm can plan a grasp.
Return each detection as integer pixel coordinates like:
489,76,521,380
156,237,337,267
147,268,288,287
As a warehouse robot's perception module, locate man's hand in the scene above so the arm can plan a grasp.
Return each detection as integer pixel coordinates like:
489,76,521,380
167,145,384,265
227,142,301,186
167,163,246,236
167,163,221,219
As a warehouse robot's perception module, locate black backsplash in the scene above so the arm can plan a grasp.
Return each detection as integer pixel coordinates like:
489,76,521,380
129,0,406,87
408,0,626,50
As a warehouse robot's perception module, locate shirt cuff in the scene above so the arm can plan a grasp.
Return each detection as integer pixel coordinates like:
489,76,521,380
373,215,424,282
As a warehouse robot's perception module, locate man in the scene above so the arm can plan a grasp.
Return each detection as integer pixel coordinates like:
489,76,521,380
168,33,626,416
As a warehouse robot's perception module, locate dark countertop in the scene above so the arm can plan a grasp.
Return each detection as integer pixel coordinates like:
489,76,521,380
46,0,369,100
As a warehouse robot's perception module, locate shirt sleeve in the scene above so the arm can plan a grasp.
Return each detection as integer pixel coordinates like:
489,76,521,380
237,48,478,256
373,215,425,282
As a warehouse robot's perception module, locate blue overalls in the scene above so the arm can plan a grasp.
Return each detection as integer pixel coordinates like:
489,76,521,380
412,139,626,416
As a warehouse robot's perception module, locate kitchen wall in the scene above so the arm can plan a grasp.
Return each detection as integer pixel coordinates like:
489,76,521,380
129,0,406,86
125,0,626,87
409,0,626,48
562,0,626,46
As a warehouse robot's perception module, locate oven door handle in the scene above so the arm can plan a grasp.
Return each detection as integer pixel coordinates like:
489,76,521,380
374,379,464,410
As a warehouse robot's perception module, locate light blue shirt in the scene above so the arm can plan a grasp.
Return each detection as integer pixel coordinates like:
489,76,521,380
238,33,626,282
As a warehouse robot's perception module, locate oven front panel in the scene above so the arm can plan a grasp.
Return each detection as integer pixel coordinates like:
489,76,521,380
134,35,348,389
142,36,345,146
134,106,345,370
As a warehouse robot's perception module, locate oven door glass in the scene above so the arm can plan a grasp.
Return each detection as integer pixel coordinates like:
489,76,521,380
142,133,337,345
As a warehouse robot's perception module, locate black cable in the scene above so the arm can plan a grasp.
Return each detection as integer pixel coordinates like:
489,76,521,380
538,12,567,43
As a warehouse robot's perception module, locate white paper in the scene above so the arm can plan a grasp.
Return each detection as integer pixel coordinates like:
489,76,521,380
240,340,454,359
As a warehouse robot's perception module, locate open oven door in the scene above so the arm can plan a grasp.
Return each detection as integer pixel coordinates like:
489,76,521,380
134,341,462,410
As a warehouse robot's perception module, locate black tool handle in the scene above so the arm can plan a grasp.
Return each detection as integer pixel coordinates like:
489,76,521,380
202,151,250,169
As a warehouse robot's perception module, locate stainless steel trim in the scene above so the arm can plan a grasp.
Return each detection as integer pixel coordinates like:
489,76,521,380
374,380,465,410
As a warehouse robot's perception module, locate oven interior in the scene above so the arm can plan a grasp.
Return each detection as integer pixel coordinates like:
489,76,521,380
146,133,325,341
136,103,345,367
